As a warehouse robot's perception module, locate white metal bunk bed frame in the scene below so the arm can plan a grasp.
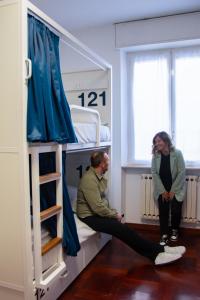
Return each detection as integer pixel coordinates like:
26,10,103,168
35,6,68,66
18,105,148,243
0,1,112,298
26,1,112,299
27,1,112,72
69,104,101,147
27,1,112,152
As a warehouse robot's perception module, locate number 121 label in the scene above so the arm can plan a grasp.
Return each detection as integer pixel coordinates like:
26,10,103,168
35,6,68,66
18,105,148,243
77,90,106,107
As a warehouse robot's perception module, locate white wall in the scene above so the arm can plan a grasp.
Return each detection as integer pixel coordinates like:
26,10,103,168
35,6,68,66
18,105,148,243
60,13,200,226
118,13,200,227
123,168,200,227
60,24,122,213
115,12,200,49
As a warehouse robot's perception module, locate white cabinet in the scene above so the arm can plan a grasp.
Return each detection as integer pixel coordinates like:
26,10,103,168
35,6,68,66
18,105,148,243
0,1,33,299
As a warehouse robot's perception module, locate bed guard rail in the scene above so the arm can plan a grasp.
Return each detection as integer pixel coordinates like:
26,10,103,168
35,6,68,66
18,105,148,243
70,105,101,147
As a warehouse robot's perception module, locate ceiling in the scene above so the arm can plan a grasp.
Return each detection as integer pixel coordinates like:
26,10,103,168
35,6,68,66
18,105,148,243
30,0,200,32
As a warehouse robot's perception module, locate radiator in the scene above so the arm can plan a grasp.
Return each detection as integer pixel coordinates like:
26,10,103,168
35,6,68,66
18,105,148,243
141,174,199,224
182,176,198,223
141,175,159,220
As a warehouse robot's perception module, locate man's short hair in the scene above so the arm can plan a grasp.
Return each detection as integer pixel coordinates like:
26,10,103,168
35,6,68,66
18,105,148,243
90,151,106,168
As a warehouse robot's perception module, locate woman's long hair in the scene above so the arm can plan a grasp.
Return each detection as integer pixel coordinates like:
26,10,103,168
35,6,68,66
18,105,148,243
152,131,174,154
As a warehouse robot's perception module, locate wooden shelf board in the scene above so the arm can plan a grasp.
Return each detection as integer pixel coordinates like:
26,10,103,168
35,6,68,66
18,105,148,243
39,172,61,184
40,205,62,221
42,237,62,256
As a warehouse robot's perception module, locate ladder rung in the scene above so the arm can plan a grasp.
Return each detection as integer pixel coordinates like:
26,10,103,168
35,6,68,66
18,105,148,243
39,172,61,184
42,237,62,256
40,205,62,221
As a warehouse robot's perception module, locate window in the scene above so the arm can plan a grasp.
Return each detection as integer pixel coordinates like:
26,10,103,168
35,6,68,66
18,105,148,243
127,47,200,166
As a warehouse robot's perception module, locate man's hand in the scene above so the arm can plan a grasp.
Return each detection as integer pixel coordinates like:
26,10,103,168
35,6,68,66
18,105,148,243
116,214,123,222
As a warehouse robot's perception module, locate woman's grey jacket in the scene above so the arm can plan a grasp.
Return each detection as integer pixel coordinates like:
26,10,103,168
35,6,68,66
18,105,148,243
151,149,186,202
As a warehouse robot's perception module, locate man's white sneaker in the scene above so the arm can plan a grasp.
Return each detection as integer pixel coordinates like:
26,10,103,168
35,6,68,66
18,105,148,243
164,246,186,256
154,252,182,266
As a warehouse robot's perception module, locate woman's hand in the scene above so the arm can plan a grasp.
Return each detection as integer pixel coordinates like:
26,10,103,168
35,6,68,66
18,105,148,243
162,192,169,202
168,191,175,200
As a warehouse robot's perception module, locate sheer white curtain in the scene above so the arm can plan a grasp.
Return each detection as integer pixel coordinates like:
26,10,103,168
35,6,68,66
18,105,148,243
127,51,170,163
174,48,200,164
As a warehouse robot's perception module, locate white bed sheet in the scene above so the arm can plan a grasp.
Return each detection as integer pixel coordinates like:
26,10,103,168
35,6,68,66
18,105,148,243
74,214,96,243
73,123,110,144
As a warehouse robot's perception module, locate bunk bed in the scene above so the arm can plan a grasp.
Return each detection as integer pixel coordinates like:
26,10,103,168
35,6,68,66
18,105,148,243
65,105,111,151
0,1,112,300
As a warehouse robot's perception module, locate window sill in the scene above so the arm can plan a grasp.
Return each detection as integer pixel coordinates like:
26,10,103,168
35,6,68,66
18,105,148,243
185,165,200,170
121,164,151,169
122,163,200,170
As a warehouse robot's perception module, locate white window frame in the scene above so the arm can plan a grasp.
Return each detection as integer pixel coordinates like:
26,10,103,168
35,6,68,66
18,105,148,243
126,45,200,168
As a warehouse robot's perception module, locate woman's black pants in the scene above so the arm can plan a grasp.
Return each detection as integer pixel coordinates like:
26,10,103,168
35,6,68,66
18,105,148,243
80,215,164,261
158,195,183,236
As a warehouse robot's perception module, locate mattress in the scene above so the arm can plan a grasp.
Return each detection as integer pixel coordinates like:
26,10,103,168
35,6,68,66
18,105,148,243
73,123,110,144
67,185,96,243
74,214,96,243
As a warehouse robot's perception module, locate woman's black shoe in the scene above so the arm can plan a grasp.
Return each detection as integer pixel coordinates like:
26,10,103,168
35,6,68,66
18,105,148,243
160,234,168,246
170,229,178,242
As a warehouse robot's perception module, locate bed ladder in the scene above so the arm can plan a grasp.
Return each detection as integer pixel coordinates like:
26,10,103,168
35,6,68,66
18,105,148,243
29,143,66,295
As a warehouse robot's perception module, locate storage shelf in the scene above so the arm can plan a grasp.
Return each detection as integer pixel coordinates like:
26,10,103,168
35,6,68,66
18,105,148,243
42,237,62,256
39,172,61,184
40,205,62,221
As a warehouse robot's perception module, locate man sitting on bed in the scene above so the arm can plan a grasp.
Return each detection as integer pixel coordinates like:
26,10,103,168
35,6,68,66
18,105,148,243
77,151,186,266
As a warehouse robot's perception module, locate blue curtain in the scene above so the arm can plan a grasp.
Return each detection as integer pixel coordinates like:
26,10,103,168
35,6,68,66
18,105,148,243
27,15,77,144
28,15,80,255
39,152,80,256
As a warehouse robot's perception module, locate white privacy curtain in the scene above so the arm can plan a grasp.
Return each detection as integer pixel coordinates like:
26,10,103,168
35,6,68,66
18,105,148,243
174,48,200,164
127,51,170,163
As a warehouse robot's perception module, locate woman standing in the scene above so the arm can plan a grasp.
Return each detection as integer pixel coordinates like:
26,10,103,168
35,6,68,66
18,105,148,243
151,132,186,246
